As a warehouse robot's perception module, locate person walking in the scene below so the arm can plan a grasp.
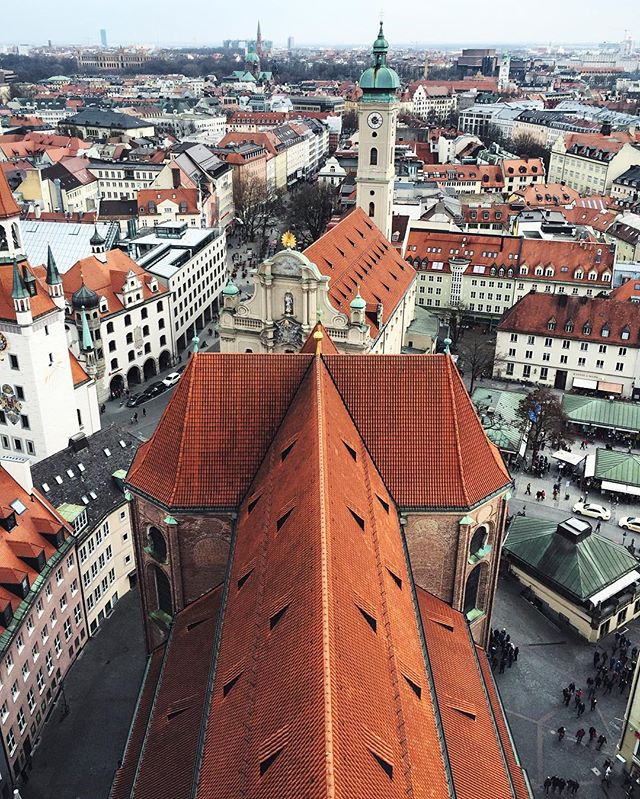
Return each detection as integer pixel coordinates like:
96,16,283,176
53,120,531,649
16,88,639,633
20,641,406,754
513,646,519,662
525,482,531,495
595,521,601,532
590,697,597,712
575,728,585,744
597,733,607,750
557,726,566,741
563,687,571,706
593,650,601,668
142,407,146,417
589,726,597,742
544,776,552,794
577,700,585,717
557,777,566,795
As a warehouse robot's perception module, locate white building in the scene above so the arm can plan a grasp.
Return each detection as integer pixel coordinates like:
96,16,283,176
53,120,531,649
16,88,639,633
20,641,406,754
132,222,227,351
31,425,138,637
88,160,164,201
411,84,457,120
0,177,101,462
495,292,640,396
62,232,175,401
318,156,346,186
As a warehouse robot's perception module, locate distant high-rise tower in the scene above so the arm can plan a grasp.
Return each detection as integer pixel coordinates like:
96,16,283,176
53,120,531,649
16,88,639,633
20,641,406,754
100,28,107,48
255,20,263,58
287,35,295,51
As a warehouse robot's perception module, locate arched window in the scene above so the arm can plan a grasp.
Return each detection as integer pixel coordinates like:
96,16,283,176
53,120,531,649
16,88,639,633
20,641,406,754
11,223,20,250
106,321,114,334
0,225,6,251
370,147,378,166
148,526,167,562
463,566,482,617
368,201,375,218
111,358,118,369
153,566,172,616
469,526,488,557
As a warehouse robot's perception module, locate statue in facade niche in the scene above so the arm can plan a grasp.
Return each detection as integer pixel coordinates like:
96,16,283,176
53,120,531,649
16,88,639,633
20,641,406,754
284,292,294,316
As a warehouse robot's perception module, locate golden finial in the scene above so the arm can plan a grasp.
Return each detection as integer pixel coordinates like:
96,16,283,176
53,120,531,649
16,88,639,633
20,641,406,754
313,326,324,356
281,231,297,249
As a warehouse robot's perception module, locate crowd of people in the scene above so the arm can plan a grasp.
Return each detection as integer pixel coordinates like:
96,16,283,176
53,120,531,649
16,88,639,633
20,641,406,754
487,628,519,674
543,775,580,794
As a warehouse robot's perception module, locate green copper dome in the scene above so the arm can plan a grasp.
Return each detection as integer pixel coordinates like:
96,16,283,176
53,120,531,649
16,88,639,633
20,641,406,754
359,22,400,94
350,290,366,310
222,279,240,296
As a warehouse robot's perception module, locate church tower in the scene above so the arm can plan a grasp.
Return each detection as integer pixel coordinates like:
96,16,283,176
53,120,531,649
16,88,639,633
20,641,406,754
355,22,399,241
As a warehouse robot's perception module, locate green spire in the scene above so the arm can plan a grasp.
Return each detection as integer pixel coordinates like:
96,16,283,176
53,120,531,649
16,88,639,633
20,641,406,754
80,306,94,352
46,245,62,286
11,258,28,301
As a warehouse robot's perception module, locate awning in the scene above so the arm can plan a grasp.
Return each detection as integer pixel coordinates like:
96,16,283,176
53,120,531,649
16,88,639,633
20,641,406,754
601,480,640,497
572,378,598,390
588,570,640,606
584,452,596,478
598,381,623,394
552,450,586,466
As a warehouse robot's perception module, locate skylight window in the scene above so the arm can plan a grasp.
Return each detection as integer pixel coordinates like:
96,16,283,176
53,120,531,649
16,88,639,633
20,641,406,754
280,442,296,462
103,448,111,457
41,483,50,493
358,606,377,633
269,603,290,630
89,491,97,500
77,463,85,472
403,674,422,699
276,508,293,531
66,469,75,479
247,495,261,514
237,568,253,590
349,508,365,531
387,568,402,589
55,475,63,485
119,440,127,448
10,499,27,515
81,496,89,505
223,672,242,698
343,441,357,462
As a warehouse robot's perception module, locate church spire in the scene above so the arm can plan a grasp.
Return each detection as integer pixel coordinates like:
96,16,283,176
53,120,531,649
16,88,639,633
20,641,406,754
11,258,28,300
80,306,94,353
46,245,62,286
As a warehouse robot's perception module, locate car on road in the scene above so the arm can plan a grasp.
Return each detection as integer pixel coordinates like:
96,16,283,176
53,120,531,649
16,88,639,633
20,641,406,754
144,382,167,399
125,393,149,408
619,516,640,533
162,372,181,388
572,501,611,521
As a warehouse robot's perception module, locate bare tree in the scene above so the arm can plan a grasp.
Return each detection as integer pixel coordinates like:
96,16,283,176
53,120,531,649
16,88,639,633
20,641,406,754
447,302,468,350
457,338,504,394
285,182,336,248
232,175,270,242
516,387,572,459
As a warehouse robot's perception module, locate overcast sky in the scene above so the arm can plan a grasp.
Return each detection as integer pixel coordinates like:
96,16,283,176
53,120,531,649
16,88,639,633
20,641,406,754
1,0,634,48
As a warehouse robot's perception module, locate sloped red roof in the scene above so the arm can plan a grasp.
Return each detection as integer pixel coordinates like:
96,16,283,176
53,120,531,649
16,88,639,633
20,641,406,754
127,351,510,512
0,170,20,219
0,260,57,323
299,321,339,354
304,207,415,337
196,355,452,798
417,589,530,799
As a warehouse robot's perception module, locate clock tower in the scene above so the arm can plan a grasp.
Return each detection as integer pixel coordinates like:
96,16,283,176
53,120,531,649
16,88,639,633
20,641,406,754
355,22,399,241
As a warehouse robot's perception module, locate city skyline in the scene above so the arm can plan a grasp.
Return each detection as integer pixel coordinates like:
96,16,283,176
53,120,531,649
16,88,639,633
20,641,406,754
0,0,636,48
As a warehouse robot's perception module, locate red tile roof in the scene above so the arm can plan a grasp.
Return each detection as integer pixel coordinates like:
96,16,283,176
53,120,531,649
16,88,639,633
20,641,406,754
116,354,521,799
196,355,452,798
304,207,415,337
128,350,510,512
512,183,580,207
422,163,505,189
498,292,640,346
0,260,57,323
137,188,199,215
0,169,20,219
417,589,530,799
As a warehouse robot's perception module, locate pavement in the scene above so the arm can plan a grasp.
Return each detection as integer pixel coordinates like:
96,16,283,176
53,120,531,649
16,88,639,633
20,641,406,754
494,576,640,798
21,589,146,799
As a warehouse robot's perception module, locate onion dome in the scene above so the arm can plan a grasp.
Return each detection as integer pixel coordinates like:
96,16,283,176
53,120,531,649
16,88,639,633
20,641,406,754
359,22,400,93
72,280,99,310
222,279,240,297
350,289,366,310
90,226,105,247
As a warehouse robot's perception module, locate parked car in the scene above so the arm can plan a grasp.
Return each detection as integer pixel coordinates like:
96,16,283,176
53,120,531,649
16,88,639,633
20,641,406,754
572,502,611,521
145,382,167,399
162,372,181,388
619,516,640,533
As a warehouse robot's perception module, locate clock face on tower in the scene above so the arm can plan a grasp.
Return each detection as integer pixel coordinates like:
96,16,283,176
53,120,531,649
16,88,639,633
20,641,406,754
367,112,383,130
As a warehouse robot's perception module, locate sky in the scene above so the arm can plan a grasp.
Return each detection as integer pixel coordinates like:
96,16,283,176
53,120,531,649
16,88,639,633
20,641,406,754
1,0,636,48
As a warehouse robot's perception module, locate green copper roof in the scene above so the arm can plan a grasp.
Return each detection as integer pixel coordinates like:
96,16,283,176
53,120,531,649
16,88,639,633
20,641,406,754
505,516,638,601
562,394,640,433
350,290,366,310
222,279,240,296
57,503,85,523
80,306,93,352
472,387,528,454
11,258,28,300
359,22,400,94
593,448,640,488
46,244,62,286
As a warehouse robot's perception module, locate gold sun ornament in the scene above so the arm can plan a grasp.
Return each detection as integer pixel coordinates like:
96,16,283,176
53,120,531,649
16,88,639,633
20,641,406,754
281,231,297,249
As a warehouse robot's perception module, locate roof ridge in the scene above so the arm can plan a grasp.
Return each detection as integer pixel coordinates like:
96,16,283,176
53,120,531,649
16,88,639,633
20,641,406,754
314,358,337,799
444,356,471,508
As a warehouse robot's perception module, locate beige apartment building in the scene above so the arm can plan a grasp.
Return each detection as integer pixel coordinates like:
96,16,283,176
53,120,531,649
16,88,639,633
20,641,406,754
0,457,88,790
548,132,640,194
31,426,138,637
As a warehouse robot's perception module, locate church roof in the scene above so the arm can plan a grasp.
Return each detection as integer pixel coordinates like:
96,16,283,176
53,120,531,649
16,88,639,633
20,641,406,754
127,348,511,512
113,352,526,799
0,170,20,220
304,207,415,338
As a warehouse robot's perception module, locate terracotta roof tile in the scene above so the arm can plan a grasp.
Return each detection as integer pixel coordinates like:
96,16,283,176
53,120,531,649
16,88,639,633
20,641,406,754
0,260,57,323
304,207,415,337
69,351,89,386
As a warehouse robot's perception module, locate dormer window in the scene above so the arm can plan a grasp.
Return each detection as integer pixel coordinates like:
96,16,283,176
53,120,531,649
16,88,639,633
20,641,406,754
583,322,592,335
621,326,630,340
545,267,554,277
601,324,609,338
534,267,543,276
548,318,556,331
99,297,108,313
519,266,528,276
603,273,611,282
575,269,583,279
588,271,597,281
565,320,574,333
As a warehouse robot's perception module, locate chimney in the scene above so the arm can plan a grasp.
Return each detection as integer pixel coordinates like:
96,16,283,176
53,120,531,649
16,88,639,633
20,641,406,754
600,121,612,137
0,455,34,495
34,203,41,219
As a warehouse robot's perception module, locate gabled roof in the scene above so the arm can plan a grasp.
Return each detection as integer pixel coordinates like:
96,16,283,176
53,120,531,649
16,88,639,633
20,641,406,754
504,516,638,601
562,394,640,433
127,349,511,512
0,170,20,220
304,207,415,338
593,449,640,488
